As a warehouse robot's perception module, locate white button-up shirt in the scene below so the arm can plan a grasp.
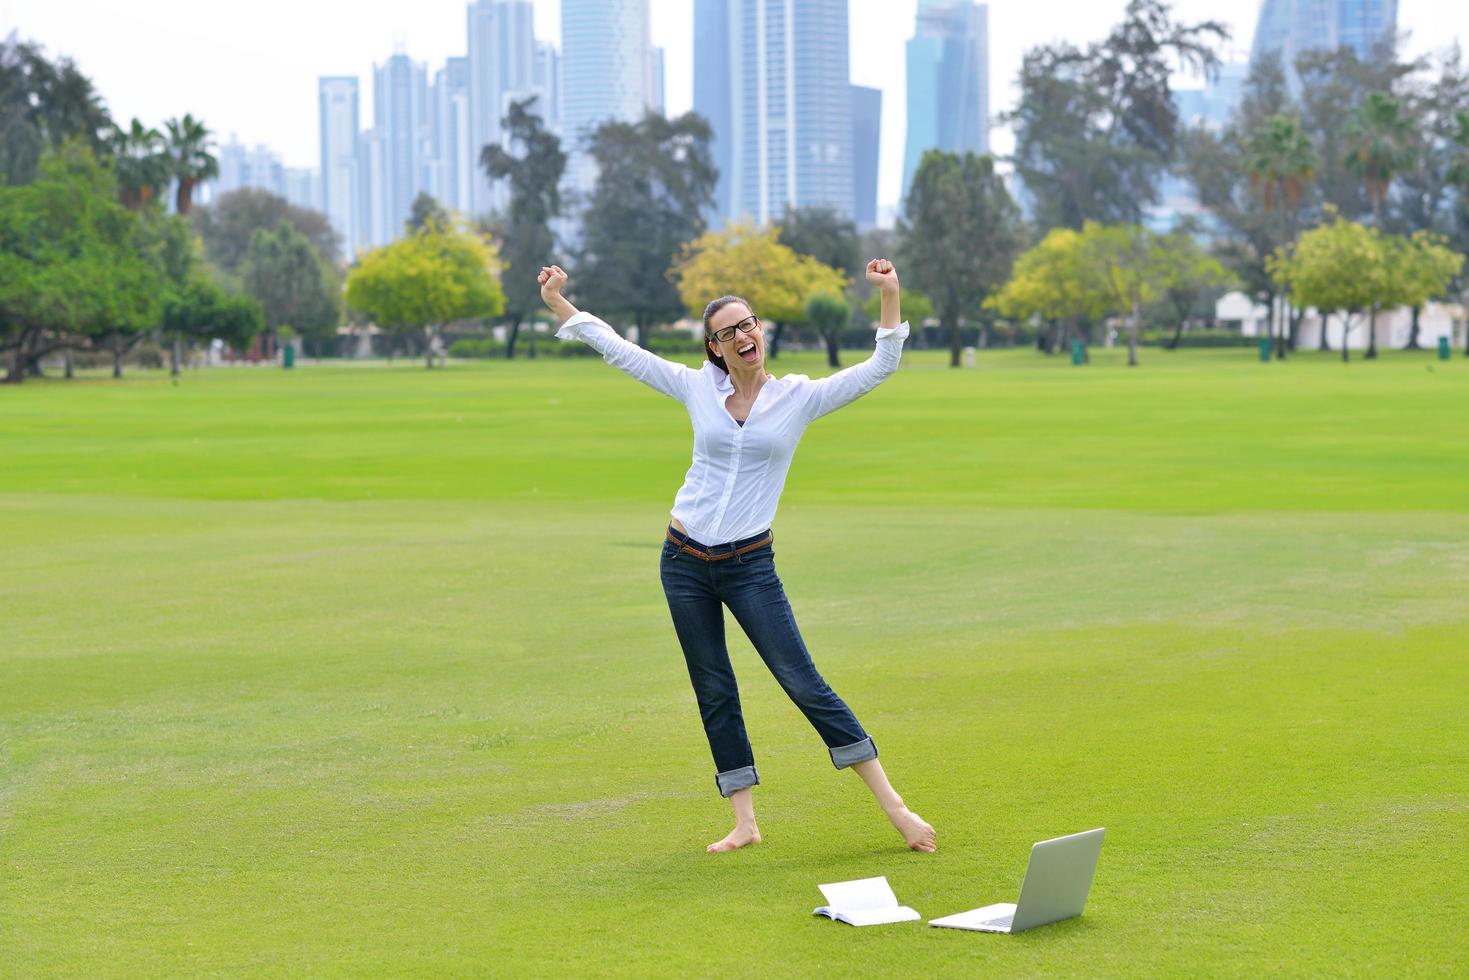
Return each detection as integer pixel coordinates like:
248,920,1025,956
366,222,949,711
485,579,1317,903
557,311,910,545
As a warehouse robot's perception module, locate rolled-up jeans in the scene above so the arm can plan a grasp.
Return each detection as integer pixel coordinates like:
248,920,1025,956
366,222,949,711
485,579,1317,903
659,526,878,797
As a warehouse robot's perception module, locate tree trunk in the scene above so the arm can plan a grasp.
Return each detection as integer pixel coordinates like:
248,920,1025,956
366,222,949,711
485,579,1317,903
1168,316,1185,350
528,320,537,359
824,330,840,368
3,328,31,384
505,320,521,359
1318,310,1331,352
1273,297,1286,360
1405,305,1422,350
171,332,182,377
64,346,73,380
112,334,124,379
1288,306,1303,352
769,322,782,359
947,316,961,368
635,315,650,351
1365,307,1378,360
176,177,195,216
424,324,437,369
1037,321,1051,353
1342,313,1352,363
1048,319,1064,355
1127,301,1140,367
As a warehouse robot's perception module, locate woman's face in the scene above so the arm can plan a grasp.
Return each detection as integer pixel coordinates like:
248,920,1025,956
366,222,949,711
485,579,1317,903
708,303,764,371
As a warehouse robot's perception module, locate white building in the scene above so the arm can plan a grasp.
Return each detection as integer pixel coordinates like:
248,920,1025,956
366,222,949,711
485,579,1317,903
1216,291,1466,350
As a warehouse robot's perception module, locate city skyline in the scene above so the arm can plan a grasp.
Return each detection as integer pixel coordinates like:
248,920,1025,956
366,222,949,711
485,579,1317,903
7,0,1466,217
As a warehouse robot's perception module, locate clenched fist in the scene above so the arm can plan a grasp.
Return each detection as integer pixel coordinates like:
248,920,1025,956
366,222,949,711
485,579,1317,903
538,265,578,323
865,258,900,294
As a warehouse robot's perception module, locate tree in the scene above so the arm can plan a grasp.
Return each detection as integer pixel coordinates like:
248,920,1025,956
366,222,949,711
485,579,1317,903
345,220,504,368
406,192,449,234
777,206,861,279
1151,225,1235,349
1269,213,1386,362
242,222,342,358
576,111,716,346
899,150,1025,366
1378,231,1464,354
162,274,264,373
0,144,162,382
110,118,169,210
1345,92,1414,229
1006,0,1227,229
987,227,1109,354
1245,113,1317,358
193,187,342,278
164,113,217,216
481,96,565,359
805,292,851,369
0,40,113,186
1080,222,1174,367
671,221,846,358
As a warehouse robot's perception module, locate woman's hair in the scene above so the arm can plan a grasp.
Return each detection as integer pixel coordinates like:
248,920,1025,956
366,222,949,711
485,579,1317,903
701,295,752,373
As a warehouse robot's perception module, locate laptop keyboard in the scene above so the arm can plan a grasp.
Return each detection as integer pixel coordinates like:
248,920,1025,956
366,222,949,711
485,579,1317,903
982,914,1015,930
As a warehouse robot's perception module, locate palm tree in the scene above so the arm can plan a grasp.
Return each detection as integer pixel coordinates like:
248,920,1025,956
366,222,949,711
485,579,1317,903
1246,114,1317,357
1345,92,1413,230
164,113,217,215
1449,111,1469,356
111,118,169,210
1345,92,1413,359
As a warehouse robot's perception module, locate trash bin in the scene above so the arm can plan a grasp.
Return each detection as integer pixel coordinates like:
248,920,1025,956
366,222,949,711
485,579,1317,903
1071,339,1085,365
1258,337,1271,362
1438,336,1451,361
283,344,295,369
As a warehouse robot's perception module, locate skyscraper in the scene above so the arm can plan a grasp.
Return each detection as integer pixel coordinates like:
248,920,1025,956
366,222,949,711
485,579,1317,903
850,85,881,230
373,53,429,242
902,0,989,204
319,76,360,255
533,40,562,134
561,0,656,196
468,0,538,216
1250,0,1399,88
432,57,472,216
694,0,854,226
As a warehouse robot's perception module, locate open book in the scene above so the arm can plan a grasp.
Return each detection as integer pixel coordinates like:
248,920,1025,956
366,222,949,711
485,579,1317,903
812,876,921,927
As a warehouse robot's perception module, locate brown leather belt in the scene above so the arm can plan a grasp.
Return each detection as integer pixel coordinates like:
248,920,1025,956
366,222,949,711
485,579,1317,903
666,529,773,562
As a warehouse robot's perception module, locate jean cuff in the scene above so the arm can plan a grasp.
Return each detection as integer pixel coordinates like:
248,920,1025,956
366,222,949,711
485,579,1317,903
715,765,759,797
829,736,877,769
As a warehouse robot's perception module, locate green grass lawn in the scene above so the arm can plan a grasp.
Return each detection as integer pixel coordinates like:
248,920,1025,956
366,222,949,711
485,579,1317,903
3,347,1467,976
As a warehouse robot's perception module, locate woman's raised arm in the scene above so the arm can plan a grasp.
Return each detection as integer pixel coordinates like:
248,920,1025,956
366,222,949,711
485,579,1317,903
539,266,694,403
802,258,909,422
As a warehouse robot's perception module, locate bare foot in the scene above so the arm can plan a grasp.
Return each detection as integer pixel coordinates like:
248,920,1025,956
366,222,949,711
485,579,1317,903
707,824,762,853
885,804,936,852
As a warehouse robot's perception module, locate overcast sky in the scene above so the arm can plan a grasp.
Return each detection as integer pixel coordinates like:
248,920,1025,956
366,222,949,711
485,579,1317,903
5,1,1467,211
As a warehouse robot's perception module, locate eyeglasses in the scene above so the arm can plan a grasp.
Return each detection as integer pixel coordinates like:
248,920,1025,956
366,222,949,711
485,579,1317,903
709,315,761,344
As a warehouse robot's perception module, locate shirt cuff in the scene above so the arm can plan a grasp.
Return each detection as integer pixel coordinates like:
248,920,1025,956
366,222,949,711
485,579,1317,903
874,321,910,342
555,310,605,341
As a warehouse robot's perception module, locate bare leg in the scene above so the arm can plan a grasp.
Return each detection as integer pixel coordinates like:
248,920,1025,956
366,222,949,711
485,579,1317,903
851,758,936,852
707,787,762,852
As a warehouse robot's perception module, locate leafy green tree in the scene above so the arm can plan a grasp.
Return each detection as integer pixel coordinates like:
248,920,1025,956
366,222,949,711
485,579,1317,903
164,113,217,216
576,111,716,347
672,221,846,358
1080,222,1175,367
1346,92,1414,229
899,150,1025,366
345,221,504,368
1151,225,1236,349
162,274,264,373
1269,213,1385,362
804,291,851,368
0,40,113,186
110,118,169,210
1374,231,1464,356
242,222,342,358
0,144,162,382
1006,0,1227,229
481,96,565,359
193,187,341,279
987,227,1109,354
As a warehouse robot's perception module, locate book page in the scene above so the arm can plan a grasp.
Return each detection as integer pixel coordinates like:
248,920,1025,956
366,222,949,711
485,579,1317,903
840,906,921,927
817,876,901,912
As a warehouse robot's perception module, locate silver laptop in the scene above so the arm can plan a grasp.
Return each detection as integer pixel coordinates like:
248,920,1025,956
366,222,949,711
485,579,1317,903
929,828,1105,933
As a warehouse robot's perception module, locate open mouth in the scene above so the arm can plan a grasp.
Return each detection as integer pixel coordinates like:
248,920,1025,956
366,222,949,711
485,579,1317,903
736,341,759,363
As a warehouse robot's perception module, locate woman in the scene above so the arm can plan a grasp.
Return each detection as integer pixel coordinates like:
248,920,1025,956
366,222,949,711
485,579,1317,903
539,259,935,854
